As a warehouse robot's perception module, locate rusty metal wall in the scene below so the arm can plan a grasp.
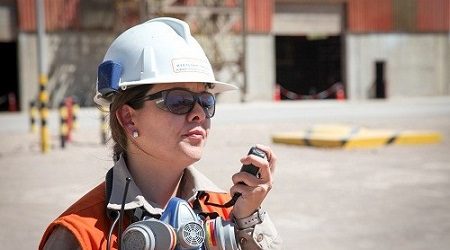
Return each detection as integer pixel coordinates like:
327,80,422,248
417,0,450,32
348,0,450,32
246,0,272,33
392,0,416,32
17,0,80,32
17,0,34,31
347,0,393,32
16,0,450,33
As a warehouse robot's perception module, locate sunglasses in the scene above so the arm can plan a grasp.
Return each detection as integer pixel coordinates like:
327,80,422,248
129,88,216,118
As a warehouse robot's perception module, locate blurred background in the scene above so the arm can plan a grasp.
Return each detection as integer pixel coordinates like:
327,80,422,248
0,0,449,111
0,0,449,249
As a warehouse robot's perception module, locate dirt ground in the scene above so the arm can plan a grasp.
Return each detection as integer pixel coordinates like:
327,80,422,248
1,98,449,249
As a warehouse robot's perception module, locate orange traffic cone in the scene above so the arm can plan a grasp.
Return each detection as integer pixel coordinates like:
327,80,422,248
274,84,281,102
8,92,17,112
336,88,345,101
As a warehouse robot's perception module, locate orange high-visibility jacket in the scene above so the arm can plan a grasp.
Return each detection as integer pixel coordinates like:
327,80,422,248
39,182,232,250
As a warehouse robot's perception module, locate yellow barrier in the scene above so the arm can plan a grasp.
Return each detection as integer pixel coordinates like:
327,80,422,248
272,124,442,149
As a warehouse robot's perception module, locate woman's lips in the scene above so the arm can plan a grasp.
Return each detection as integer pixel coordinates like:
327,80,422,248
183,129,206,141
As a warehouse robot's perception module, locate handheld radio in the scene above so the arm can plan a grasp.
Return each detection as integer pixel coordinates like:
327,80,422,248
229,146,267,204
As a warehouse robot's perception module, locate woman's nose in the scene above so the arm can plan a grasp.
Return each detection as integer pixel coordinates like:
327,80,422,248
187,101,206,122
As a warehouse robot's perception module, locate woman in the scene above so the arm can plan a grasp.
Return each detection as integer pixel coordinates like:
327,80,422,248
40,17,282,250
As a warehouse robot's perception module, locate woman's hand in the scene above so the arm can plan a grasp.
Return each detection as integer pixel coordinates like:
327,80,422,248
230,144,277,219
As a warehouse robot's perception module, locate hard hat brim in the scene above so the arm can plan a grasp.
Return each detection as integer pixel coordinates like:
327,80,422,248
120,79,238,94
207,80,239,94
94,80,238,107
120,78,239,94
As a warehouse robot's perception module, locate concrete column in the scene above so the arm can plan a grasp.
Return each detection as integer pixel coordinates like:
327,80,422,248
18,33,39,112
245,34,275,101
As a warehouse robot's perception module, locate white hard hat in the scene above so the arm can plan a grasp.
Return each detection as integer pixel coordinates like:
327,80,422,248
94,17,238,106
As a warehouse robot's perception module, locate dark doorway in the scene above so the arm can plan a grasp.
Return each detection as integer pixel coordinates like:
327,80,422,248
0,42,19,111
275,35,342,100
374,61,387,98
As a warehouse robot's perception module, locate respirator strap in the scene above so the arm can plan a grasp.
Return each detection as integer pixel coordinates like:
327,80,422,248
105,167,151,250
197,191,235,208
192,191,228,220
105,168,158,221
105,168,116,221
193,191,214,219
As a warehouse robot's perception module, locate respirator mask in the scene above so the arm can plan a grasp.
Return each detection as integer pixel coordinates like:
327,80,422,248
121,197,238,250
106,145,268,249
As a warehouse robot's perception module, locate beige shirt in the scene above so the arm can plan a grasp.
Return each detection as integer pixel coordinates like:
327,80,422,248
43,155,282,249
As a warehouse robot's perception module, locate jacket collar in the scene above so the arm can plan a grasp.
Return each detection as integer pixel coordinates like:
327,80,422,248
106,154,225,215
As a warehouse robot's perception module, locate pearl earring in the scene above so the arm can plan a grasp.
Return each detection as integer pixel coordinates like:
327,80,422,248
132,131,139,138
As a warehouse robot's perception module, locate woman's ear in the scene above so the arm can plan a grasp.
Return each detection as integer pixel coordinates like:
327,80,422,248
116,105,136,134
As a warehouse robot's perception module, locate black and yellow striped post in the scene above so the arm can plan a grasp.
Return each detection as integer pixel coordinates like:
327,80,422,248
72,97,80,131
64,96,74,142
39,75,51,153
29,101,38,133
36,0,50,153
59,101,69,148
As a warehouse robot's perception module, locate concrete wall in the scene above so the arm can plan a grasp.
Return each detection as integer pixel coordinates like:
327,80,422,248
346,34,450,100
197,34,275,103
19,31,246,109
0,2,16,42
245,35,275,101
18,33,39,111
273,3,343,36
18,32,114,110
196,34,244,103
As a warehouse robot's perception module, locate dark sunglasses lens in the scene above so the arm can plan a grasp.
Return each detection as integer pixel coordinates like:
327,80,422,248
165,90,195,114
199,93,215,117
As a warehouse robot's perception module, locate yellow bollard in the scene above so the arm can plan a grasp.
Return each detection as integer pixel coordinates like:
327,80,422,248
29,101,38,133
39,74,51,153
59,101,68,148
72,98,80,130
64,97,74,142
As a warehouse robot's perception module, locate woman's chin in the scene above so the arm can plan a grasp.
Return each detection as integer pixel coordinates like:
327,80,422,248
180,142,204,161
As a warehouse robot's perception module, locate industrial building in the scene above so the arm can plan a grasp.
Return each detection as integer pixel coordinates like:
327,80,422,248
0,0,449,111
